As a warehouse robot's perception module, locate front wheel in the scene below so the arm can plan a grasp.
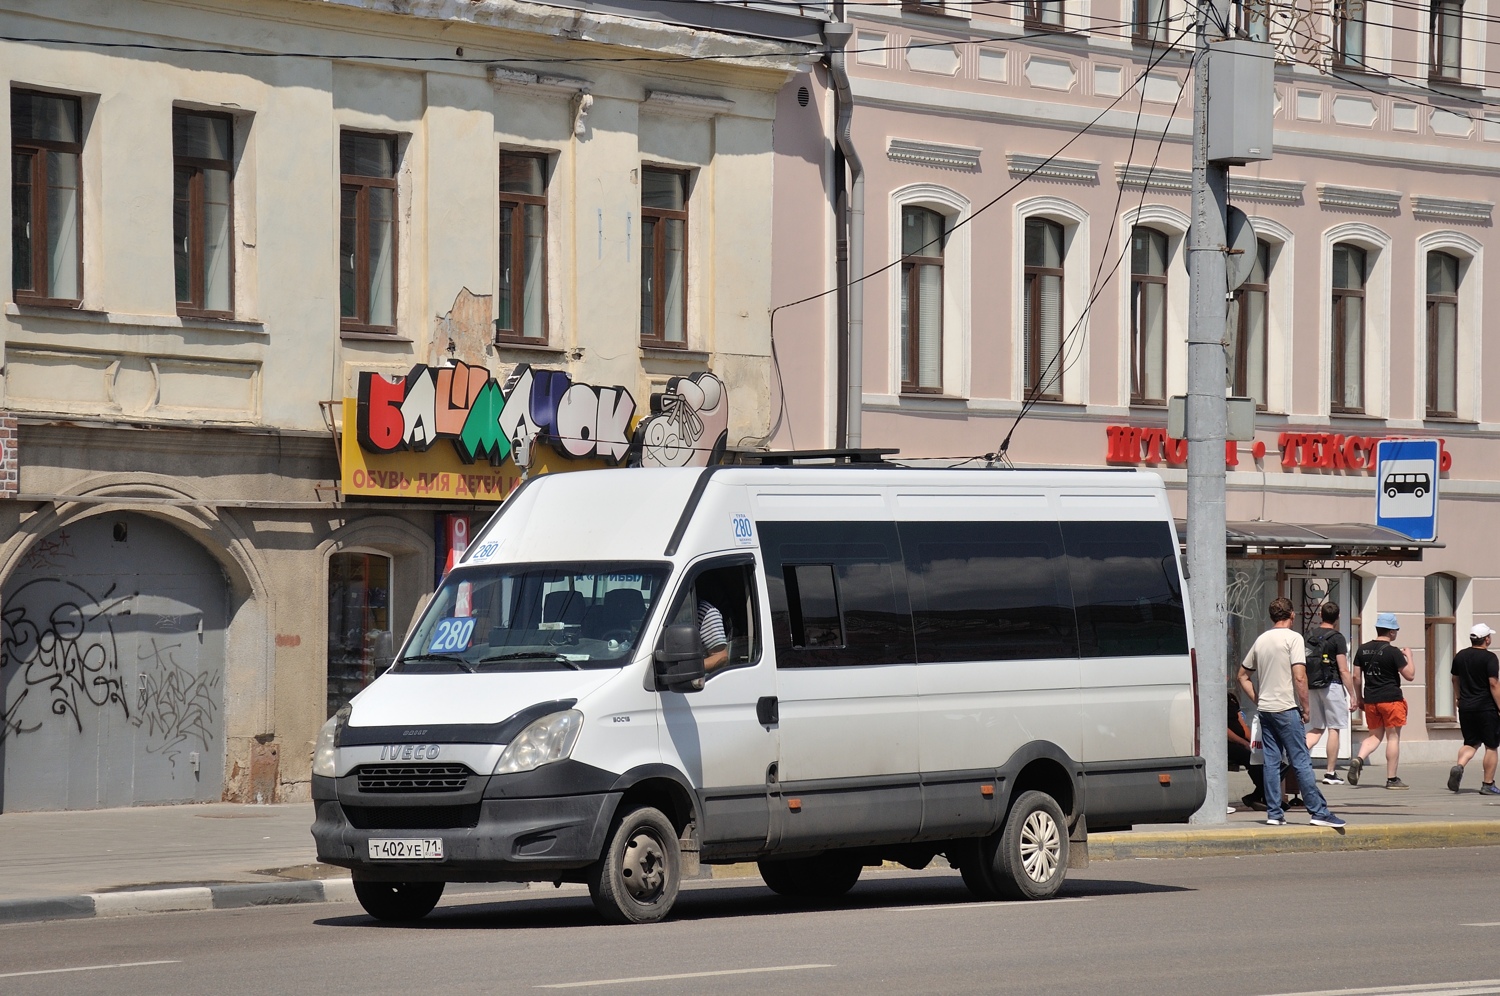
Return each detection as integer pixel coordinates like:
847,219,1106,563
757,852,863,899
1414,487,1426,498
352,879,445,922
587,805,681,924
994,790,1069,900
1386,487,1398,498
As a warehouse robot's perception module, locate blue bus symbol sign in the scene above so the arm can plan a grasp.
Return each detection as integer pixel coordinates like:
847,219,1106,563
1375,439,1439,542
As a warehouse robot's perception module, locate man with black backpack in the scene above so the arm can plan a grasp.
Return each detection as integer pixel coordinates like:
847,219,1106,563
1304,601,1356,785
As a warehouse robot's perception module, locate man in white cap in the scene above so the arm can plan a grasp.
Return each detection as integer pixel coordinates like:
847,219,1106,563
1348,612,1416,789
1449,623,1500,794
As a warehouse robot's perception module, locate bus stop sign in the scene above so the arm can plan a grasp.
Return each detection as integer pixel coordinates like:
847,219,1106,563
1375,438,1439,542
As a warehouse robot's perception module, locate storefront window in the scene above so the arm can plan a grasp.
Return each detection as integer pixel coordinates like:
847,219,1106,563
328,552,393,716
1426,573,1457,721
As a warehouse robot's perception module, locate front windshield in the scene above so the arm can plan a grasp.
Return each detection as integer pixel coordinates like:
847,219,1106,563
394,563,669,672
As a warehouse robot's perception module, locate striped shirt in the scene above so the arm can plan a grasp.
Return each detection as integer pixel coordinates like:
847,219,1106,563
697,602,727,652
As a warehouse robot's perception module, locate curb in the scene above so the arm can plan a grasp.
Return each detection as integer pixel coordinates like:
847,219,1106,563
1088,820,1500,860
0,879,356,926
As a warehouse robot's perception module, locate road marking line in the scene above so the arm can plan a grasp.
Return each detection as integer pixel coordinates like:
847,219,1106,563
536,964,833,989
886,897,1095,913
1259,981,1500,996
0,960,180,980
1463,922,1500,927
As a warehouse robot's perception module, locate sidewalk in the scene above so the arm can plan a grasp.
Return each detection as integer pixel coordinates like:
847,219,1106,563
1,761,1496,924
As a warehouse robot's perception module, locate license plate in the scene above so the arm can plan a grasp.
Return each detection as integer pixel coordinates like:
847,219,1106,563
368,838,444,860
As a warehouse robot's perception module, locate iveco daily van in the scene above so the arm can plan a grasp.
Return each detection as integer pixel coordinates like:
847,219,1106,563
312,465,1206,923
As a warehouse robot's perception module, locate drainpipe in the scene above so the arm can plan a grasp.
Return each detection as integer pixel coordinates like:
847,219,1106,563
824,19,864,450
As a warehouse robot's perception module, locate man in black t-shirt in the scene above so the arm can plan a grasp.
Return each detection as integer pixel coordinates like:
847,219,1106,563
1449,623,1500,794
1304,602,1355,785
1348,613,1416,790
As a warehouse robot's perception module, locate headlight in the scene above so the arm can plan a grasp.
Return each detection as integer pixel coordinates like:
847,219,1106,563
312,705,351,778
493,710,583,775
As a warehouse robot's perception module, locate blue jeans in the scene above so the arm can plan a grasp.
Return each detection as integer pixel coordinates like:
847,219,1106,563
1260,707,1334,821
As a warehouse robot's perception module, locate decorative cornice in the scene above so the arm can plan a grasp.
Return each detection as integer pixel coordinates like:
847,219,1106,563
1229,177,1305,205
1318,184,1402,215
1411,195,1494,225
486,67,591,95
889,138,983,171
1007,153,1098,184
1115,163,1191,194
642,89,736,117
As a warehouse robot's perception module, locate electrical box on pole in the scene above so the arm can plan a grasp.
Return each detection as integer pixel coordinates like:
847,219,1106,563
1206,40,1274,165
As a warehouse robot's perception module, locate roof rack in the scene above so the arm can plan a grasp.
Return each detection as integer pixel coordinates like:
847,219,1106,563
724,447,899,466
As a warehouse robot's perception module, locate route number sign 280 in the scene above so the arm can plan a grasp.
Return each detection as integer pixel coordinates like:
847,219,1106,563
428,617,476,653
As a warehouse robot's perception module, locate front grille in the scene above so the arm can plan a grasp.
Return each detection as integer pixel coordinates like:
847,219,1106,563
355,764,473,793
343,803,482,831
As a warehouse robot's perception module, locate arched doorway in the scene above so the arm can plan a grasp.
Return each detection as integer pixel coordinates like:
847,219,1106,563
0,513,229,811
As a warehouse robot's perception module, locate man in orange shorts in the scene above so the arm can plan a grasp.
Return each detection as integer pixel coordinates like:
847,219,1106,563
1348,612,1417,789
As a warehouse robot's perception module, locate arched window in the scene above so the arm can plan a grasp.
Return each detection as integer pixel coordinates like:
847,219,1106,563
1331,243,1367,414
1426,573,1458,721
1024,218,1065,400
1130,226,1169,405
901,206,945,393
328,551,394,716
1229,239,1271,409
1431,0,1463,81
1427,251,1460,418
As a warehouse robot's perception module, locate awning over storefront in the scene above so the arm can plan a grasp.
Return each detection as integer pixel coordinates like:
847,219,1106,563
1175,520,1442,561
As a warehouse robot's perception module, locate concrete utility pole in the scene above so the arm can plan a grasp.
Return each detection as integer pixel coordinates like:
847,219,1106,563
1187,1,1231,824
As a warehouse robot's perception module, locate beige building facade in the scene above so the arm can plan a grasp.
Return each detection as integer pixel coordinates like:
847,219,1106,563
0,0,817,810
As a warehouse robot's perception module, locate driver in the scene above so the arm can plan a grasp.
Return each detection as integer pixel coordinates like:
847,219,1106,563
696,585,730,673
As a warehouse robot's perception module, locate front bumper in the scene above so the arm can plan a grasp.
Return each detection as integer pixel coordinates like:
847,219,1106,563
311,773,619,882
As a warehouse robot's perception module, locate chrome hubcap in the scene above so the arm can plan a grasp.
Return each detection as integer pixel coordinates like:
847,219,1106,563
1019,810,1061,884
620,829,667,902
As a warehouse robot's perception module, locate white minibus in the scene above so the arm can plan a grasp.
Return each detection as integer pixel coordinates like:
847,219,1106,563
312,465,1205,923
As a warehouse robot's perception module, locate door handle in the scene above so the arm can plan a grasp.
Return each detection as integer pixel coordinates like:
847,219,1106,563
756,695,778,726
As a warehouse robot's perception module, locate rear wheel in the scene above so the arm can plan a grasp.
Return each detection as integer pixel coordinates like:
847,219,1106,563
587,805,680,924
352,880,445,922
994,790,1068,900
757,852,863,899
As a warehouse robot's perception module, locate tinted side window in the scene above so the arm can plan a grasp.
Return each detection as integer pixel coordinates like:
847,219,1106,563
785,564,843,648
900,520,1077,662
760,521,915,667
1063,521,1188,657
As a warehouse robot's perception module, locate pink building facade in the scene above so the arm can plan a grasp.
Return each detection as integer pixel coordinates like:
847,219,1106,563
771,2,1500,759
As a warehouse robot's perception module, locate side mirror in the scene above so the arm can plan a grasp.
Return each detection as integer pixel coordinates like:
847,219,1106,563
654,622,705,693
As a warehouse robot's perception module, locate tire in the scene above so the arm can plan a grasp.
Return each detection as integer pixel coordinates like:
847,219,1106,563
757,852,863,899
993,790,1069,901
587,805,680,924
352,879,445,922
1414,487,1425,498
1386,487,1398,498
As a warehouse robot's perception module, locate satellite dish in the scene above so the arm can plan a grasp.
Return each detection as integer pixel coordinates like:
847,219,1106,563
1182,205,1260,292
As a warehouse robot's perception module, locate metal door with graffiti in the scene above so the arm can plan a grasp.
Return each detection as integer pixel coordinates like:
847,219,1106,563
0,514,228,811
1284,569,1352,761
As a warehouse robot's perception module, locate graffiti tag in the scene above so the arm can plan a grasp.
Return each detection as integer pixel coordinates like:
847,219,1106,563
135,637,221,772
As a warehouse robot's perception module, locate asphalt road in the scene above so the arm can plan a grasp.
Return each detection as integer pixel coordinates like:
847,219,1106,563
4,848,1500,995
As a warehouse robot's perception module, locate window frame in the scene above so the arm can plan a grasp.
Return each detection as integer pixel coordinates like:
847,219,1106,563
900,205,946,395
495,150,549,345
1129,226,1170,406
662,554,762,681
1426,250,1460,419
639,166,690,348
339,130,400,334
1229,240,1271,410
1024,217,1065,401
10,87,84,308
1331,242,1367,415
1430,0,1464,82
173,109,235,320
1024,0,1066,30
1134,0,1171,44
1333,0,1368,69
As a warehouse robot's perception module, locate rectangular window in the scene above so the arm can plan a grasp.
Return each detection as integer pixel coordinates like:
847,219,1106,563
11,89,82,306
665,561,761,675
1238,0,1270,41
1432,0,1463,80
640,168,688,345
327,552,393,717
173,110,234,318
761,520,915,668
1334,0,1366,67
1331,243,1366,414
900,520,1076,662
497,152,548,343
1064,520,1188,657
1134,0,1170,42
1426,573,1457,721
1024,218,1065,401
1228,240,1270,409
1025,0,1065,28
901,206,944,393
1130,227,1168,405
1427,251,1459,418
340,131,398,332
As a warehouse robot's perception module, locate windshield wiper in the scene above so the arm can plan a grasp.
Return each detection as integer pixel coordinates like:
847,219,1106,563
399,654,476,673
477,651,582,670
